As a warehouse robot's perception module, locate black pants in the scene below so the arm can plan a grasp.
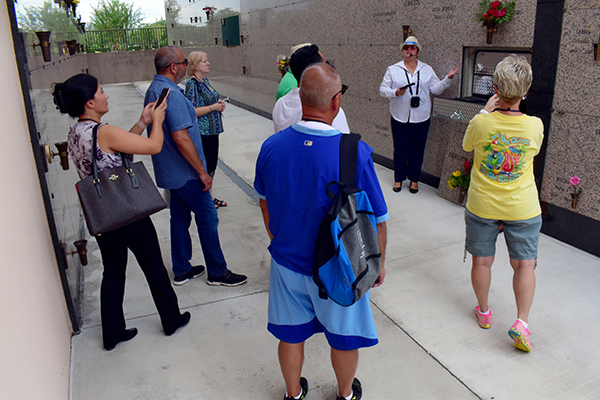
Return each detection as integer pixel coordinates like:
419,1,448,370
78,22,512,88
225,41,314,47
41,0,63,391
201,134,220,177
96,217,182,348
391,117,431,183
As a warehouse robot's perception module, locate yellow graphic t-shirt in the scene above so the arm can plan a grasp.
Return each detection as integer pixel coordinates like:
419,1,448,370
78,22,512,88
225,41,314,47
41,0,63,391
463,112,543,220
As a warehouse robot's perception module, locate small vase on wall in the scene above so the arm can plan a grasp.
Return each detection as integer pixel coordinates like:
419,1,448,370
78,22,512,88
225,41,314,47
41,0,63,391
594,43,599,61
458,187,468,204
486,23,497,44
34,31,52,62
571,193,580,209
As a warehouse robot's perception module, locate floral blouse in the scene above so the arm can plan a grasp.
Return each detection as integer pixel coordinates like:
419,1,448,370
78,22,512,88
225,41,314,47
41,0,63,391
67,120,133,179
184,76,224,136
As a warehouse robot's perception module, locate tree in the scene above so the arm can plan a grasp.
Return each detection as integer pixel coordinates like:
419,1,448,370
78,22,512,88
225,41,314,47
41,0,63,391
18,1,77,33
89,0,144,30
141,18,166,28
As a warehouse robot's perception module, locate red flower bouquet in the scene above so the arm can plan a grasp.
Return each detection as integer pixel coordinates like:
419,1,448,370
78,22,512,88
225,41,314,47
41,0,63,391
475,0,515,27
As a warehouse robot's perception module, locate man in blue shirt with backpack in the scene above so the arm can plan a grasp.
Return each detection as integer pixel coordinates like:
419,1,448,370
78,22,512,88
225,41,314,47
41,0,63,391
255,63,388,400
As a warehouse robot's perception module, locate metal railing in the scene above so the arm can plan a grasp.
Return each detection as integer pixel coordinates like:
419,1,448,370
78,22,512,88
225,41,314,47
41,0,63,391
83,27,167,53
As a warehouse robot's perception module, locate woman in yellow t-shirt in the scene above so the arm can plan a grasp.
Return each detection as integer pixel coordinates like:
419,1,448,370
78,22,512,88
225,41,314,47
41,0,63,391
462,55,543,352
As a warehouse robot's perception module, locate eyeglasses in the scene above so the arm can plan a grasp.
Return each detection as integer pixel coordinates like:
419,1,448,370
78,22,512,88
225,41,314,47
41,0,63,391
171,59,188,67
331,84,349,100
403,45,417,51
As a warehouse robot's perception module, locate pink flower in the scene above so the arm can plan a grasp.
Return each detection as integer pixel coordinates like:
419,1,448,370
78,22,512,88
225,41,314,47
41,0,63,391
496,8,506,17
570,176,580,186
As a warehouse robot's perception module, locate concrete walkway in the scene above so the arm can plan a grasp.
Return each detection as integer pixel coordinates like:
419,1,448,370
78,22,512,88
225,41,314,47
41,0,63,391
69,82,600,400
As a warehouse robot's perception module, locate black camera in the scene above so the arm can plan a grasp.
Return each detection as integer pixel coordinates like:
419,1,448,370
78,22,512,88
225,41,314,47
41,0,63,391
410,96,421,108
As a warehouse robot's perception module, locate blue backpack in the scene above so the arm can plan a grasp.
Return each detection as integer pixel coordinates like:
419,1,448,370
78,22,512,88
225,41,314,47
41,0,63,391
312,134,381,307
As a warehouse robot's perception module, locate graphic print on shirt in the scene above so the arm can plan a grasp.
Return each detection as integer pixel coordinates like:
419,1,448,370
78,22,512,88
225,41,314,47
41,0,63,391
480,131,529,183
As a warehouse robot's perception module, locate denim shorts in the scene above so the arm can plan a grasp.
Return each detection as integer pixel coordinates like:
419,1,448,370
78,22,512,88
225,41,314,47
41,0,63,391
267,258,378,351
465,209,542,260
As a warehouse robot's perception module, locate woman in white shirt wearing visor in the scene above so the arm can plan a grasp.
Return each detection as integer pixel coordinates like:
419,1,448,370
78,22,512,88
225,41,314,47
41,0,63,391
380,36,459,193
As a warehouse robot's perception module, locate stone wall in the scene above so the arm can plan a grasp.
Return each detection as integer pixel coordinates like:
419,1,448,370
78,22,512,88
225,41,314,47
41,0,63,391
540,3,600,220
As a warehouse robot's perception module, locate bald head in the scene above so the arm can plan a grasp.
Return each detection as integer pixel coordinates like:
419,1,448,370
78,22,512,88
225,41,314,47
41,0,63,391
155,46,181,74
299,63,341,110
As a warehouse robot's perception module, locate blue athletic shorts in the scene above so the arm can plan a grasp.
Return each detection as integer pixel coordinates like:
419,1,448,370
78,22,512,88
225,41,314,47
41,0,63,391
465,209,542,260
267,258,378,351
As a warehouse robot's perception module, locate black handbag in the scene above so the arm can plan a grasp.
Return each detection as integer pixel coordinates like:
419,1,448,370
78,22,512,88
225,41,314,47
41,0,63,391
75,124,167,236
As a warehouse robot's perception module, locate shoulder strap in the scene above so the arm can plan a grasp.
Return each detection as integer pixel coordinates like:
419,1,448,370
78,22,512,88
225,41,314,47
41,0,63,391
339,133,360,188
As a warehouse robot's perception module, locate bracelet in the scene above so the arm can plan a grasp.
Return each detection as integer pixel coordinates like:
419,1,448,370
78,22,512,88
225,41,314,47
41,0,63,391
479,109,489,115
208,105,212,111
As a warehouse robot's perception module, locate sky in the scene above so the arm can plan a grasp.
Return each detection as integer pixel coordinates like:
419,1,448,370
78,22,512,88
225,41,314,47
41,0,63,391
15,0,167,24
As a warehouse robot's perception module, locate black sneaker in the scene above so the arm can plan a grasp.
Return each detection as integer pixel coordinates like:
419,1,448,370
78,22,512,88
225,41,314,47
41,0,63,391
283,377,308,400
173,265,206,286
207,270,247,286
336,378,362,400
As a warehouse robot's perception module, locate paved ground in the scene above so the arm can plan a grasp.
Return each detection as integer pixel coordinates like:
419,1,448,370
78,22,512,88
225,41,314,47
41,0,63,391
68,82,600,400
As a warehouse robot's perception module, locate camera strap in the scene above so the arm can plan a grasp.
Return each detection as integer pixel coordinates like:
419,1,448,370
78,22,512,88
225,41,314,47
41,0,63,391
403,69,420,95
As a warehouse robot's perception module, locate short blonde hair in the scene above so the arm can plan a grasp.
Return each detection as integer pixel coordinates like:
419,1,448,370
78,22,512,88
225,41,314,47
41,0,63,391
493,54,532,104
187,51,207,77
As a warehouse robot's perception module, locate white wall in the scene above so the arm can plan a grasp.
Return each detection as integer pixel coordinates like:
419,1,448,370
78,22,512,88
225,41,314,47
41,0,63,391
0,2,73,399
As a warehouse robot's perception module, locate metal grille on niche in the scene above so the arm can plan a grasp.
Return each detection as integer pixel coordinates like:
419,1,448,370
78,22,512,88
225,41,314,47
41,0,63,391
472,52,532,96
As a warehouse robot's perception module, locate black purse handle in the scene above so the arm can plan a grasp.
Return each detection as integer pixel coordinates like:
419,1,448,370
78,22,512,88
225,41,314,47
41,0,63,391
90,123,139,197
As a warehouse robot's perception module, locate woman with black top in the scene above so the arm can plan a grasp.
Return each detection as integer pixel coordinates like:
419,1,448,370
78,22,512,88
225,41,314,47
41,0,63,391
380,36,459,194
53,73,190,351
185,51,228,208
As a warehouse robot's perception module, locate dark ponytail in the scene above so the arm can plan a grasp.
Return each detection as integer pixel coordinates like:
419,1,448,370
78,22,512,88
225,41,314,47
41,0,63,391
52,74,98,118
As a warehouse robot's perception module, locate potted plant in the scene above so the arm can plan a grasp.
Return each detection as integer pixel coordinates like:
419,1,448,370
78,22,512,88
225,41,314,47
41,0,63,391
448,160,473,204
475,0,516,44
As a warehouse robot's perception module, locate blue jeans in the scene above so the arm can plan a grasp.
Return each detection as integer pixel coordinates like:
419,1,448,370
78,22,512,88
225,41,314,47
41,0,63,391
169,179,228,278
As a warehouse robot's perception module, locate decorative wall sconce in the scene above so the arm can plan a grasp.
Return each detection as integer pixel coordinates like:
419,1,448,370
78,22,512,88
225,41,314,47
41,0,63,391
33,31,52,62
68,239,88,266
594,43,599,61
66,40,78,55
242,66,246,75
240,35,245,44
402,25,412,41
486,24,498,44
44,141,70,170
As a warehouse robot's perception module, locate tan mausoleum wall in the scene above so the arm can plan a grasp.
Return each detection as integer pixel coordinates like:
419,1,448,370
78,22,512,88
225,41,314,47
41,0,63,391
540,1,600,221
192,0,600,223
1,2,73,398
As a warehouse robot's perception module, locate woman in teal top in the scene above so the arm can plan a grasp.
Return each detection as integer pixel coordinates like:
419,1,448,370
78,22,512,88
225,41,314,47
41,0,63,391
185,51,227,208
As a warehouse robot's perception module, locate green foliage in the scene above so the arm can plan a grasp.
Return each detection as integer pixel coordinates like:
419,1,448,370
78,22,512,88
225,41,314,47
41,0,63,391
89,0,144,30
84,27,167,52
475,0,515,27
141,18,166,28
17,1,77,33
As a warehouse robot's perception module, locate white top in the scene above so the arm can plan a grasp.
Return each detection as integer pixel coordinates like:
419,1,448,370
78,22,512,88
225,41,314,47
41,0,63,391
272,87,351,133
379,60,453,123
